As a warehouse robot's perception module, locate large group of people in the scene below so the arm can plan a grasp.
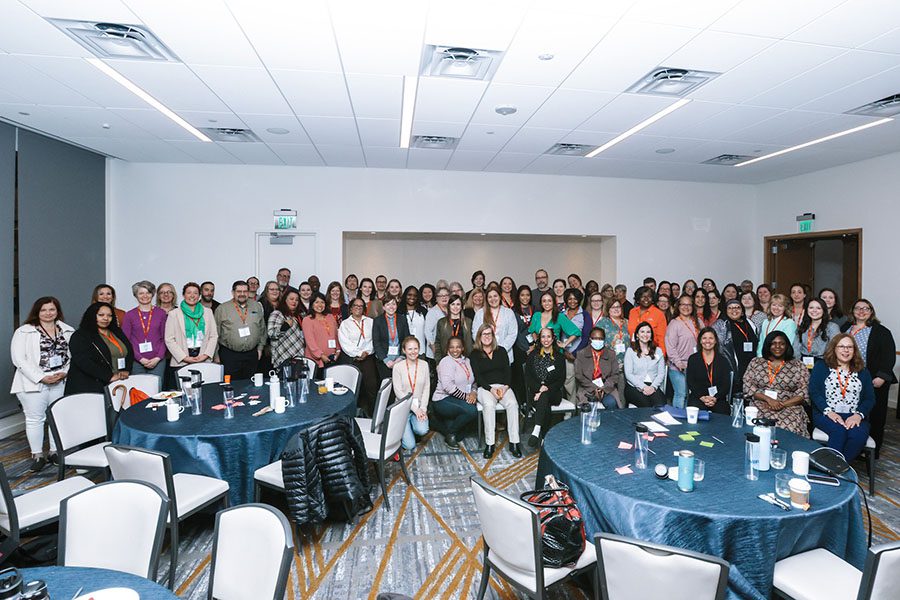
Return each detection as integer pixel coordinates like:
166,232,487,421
10,268,896,473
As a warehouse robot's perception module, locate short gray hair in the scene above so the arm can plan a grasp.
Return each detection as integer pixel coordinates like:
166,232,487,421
132,280,156,297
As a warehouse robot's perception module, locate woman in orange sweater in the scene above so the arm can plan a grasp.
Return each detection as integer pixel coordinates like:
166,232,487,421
302,293,341,373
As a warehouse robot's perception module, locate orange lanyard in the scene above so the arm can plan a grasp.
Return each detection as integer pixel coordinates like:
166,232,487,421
455,358,470,379
502,295,513,308
351,318,366,340
100,330,124,354
835,369,850,399
233,301,248,324
592,312,603,327
703,353,714,386
320,316,332,336
450,318,461,337
491,309,502,331
793,307,803,324
612,319,624,340
850,325,865,337
406,359,419,393
767,360,784,386
806,327,816,352
680,316,697,339
521,306,533,323
385,315,397,341
591,350,602,379
765,316,784,338
138,308,153,338
733,321,750,341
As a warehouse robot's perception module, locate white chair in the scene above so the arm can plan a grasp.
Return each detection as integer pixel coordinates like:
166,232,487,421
595,532,729,600
362,395,413,511
208,504,294,600
58,480,169,580
470,476,597,599
811,427,877,495
0,463,93,561
176,363,224,384
355,378,392,434
324,364,362,398
773,540,900,600
47,393,111,481
104,445,229,590
299,357,318,379
107,373,162,411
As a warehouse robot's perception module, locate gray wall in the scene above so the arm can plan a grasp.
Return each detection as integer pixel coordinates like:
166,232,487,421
0,123,14,416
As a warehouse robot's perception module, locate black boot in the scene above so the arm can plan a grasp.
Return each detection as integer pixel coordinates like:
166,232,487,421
509,443,522,458
444,433,459,449
482,444,495,459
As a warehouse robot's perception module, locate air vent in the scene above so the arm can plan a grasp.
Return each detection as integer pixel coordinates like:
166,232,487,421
412,135,459,150
421,45,504,80
198,128,261,143
627,67,720,97
47,19,179,61
545,143,597,156
846,94,900,118
702,154,755,166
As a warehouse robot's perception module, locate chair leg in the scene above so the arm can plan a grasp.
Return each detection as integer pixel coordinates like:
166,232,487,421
376,459,390,511
254,482,261,503
867,451,875,496
168,521,179,590
57,458,66,482
397,448,412,486
476,560,491,600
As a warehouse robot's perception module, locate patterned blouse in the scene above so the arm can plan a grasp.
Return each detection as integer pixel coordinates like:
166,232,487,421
822,369,863,414
267,310,306,368
743,357,810,437
530,350,557,382
849,326,872,362
39,324,70,372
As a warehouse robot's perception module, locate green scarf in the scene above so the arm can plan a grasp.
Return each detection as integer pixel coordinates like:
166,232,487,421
180,301,205,343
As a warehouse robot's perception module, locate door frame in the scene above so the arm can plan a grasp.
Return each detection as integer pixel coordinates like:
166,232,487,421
763,227,862,296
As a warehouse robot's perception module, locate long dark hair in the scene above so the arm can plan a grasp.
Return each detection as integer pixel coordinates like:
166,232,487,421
797,298,831,341
697,326,719,354
91,283,117,306
513,285,532,316
703,289,722,323
818,287,845,320
277,288,304,319
631,321,658,358
79,301,118,331
24,296,64,326
538,291,560,322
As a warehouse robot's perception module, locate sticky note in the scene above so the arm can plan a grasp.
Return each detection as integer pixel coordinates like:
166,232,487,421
211,404,226,411
687,431,700,436
618,442,633,450
700,441,715,448
249,395,260,400
615,465,634,475
678,434,696,442
642,433,653,441
248,400,261,406
654,432,668,438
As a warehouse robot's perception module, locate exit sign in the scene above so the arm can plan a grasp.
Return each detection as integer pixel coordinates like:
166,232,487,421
798,220,813,233
796,212,815,233
273,209,297,230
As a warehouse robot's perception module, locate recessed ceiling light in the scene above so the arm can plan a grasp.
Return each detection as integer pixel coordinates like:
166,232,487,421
486,131,495,135
495,105,517,116
102,123,111,129
208,119,218,123
538,53,554,61
586,99,691,158
266,127,290,135
400,76,418,149
18,112,29,116
655,148,676,154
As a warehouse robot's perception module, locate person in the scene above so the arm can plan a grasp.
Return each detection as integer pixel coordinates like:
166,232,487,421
794,298,840,369
91,284,126,325
756,284,773,315
627,286,667,354
701,289,723,328
599,283,615,304
433,336,479,449
424,286,450,360
434,294,472,364
757,293,798,355
598,298,629,369
740,279,754,293
686,328,732,414
298,281,314,314
551,278,567,311
560,288,590,400
449,281,466,300
200,281,219,311
276,267,291,291
722,299,758,395
468,270,486,301
392,336,431,450
809,335,876,462
615,284,633,318
819,287,848,330
337,298,378,415
740,290,766,332
267,288,306,369
682,279,698,298
523,327,566,449
527,292,581,357
373,296,410,380
583,280,599,308
623,322,666,407
665,294,703,409
419,283,436,310
670,282,681,300
693,287,706,318
259,280,282,323
470,324,521,459
464,287,485,320
164,282,218,369
495,276,515,309
358,277,382,317
344,274,359,304
247,276,260,299
586,292,605,329
656,294,674,322
657,281,672,299
512,285,535,404
472,288,518,365
722,283,739,302
11,297,73,471
302,293,342,373
843,298,896,455
701,278,717,293
386,278,403,303
642,276,656,292
743,331,810,437
400,286,427,353
66,302,134,395
308,275,321,296
789,283,808,326
530,268,550,310
574,327,622,409
325,281,349,325
120,280,167,378
215,280,265,379
374,274,388,302
156,282,177,313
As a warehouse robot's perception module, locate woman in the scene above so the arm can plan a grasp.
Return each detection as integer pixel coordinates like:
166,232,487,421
337,297,378,415
92,284,125,326
561,288,591,400
670,282,681,300
358,277,383,318
586,292,605,329
789,283,808,326
741,290,766,332
794,298,840,368
722,283,740,302
686,328,732,414
325,281,349,325
683,279,698,298
523,327,566,450
513,285,534,329
723,299,758,395
843,299,896,456
302,293,342,372
499,276,517,309
11,297,73,471
599,283,615,304
809,335,875,462
743,331,810,437
298,281,314,315
259,280,282,323
468,270,486,302
164,282,218,369
373,296,410,380
757,293,798,356
598,299,629,369
156,282,177,313
391,336,430,450
473,288,518,365
574,327,621,409
665,294,703,409
701,289,723,328
434,336,479,449
512,285,534,404
657,281,672,299
567,274,584,296
419,283,436,310
120,280,167,378
756,284,773,315
344,274,359,304
627,287,667,353
66,302,134,395
435,294,472,364
386,278,403,303
656,294,674,322
623,322,666,408
470,324,521,459
819,288,848,330
527,292,581,356
552,279,567,312
583,280,599,308
464,287,485,321
693,287,706,317
701,278,717,293
401,286,427,354
267,288,306,369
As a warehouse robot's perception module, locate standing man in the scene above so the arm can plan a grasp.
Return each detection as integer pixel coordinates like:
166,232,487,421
375,275,388,302
247,276,261,300
200,281,220,311
308,275,321,295
642,277,657,293
276,267,291,291
215,280,266,379
615,284,633,318
531,269,550,310
424,286,450,360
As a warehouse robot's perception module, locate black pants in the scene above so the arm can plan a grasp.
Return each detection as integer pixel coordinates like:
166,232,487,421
624,385,666,408
340,354,380,416
528,388,563,436
218,346,259,380
870,382,891,456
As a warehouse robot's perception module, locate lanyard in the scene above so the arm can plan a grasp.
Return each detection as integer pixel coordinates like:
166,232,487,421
233,301,248,324
592,312,603,327
703,352,714,386
100,330,124,354
732,321,750,341
501,295,514,308
351,317,366,341
850,325,865,336
521,306,533,324
450,318,461,337
765,316,784,338
806,327,817,352
767,360,784,386
385,314,397,341
455,358,470,379
320,316,332,335
612,319,625,340
138,308,154,338
406,359,419,393
679,316,697,339
835,368,849,399
591,350,602,379
39,323,60,348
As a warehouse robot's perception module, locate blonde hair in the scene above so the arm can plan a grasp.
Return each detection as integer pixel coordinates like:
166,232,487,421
768,293,789,318
473,323,497,353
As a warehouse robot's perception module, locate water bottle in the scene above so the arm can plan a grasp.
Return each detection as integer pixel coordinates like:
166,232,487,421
634,423,649,470
730,393,744,428
677,450,695,492
190,382,203,415
752,418,772,472
223,384,235,419
588,402,601,431
745,432,760,480
268,369,280,410
299,377,309,404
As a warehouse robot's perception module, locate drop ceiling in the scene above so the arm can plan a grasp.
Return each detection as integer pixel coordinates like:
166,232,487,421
2,0,900,184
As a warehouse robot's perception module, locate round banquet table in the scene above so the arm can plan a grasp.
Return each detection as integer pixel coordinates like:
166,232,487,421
20,566,176,599
113,379,356,504
535,407,867,600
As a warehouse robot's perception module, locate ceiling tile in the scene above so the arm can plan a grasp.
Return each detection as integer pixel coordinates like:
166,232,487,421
299,116,360,145
406,148,451,170
639,99,730,137
723,110,831,144
525,89,616,130
105,59,232,112
680,104,785,140
455,124,518,151
315,144,365,167
798,65,900,113
410,120,466,138
590,134,708,160
239,114,312,144
413,78,488,123
0,103,155,139
710,0,846,39
503,127,569,153
788,0,900,48
663,30,775,73
522,154,580,175
0,1,92,57
166,139,242,163
330,0,427,76
356,118,400,147
21,0,141,22
346,74,402,120
271,70,353,118
768,113,888,147
576,93,680,133
861,27,900,54
469,84,554,126
109,107,199,140
216,141,283,165
190,65,292,114
624,0,742,29
17,55,147,109
70,136,193,161
425,0,528,51
485,152,539,172
446,150,496,171
267,143,324,166
362,147,408,169
178,110,245,128
0,55,96,107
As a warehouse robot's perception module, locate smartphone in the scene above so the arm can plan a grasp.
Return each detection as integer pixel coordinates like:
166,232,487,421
807,474,840,486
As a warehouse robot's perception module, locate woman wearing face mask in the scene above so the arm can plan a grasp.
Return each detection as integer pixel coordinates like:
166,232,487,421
574,327,622,409
120,280,168,378
665,294,703,409
686,328,732,414
373,296,410,380
435,294,472,364
164,282,218,369
623,322,666,408
433,336,478,449
757,293,798,356
66,302,134,395
794,298,840,369
523,327,566,450
722,299,758,395
743,331,809,437
392,336,431,450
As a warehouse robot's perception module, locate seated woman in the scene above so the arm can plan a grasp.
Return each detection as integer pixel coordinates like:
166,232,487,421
523,327,566,450
433,336,479,449
164,282,218,370
574,327,622,409
435,294,472,364
267,288,306,368
623,321,666,408
743,331,810,438
302,293,342,374
120,280,168,378
809,334,875,462
373,296,410,380
391,336,430,451
685,327,733,414
794,298,840,369
470,324,521,459
337,298,378,415
757,293,798,355
66,302,134,394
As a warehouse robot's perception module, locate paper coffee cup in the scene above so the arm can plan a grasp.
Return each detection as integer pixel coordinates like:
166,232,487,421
789,477,811,508
744,405,758,426
686,406,699,424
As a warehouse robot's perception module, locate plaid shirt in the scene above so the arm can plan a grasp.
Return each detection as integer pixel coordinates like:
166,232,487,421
267,310,306,368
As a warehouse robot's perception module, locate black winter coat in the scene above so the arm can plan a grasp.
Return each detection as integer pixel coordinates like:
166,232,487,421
65,327,135,395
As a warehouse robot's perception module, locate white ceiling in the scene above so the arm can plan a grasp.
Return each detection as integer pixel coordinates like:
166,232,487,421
1,0,899,183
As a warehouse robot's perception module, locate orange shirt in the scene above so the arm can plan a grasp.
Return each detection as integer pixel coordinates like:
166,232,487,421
627,305,668,355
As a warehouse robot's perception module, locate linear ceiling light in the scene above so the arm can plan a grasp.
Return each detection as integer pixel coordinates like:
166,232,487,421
400,76,418,149
86,57,211,142
734,118,892,167
585,98,691,158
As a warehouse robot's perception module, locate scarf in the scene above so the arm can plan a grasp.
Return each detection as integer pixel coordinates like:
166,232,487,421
180,301,205,341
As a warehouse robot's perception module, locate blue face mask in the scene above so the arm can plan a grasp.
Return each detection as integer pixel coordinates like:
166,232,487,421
591,339,605,350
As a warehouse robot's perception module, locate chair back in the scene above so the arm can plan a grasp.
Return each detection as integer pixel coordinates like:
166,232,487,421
177,363,224,384
47,393,108,451
381,395,412,459
107,374,161,411
596,533,729,600
324,364,362,397
59,480,168,579
470,476,542,592
862,540,900,600
371,378,393,433
208,504,294,600
300,357,318,378
104,445,174,502
0,464,18,536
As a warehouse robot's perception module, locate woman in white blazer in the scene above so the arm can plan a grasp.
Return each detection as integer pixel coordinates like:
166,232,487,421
11,297,74,472
164,282,219,368
471,288,518,364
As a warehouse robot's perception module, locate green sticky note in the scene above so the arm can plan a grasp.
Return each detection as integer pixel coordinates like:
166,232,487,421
687,431,700,436
678,434,695,442
700,441,715,448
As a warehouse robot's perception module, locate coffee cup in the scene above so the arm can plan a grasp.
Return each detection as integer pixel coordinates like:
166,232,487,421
686,406,699,424
252,372,264,386
325,377,335,392
792,450,810,476
744,405,758,426
274,396,286,414
789,477,811,509
166,402,185,422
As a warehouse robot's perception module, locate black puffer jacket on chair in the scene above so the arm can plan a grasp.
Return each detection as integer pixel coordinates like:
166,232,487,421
281,433,325,526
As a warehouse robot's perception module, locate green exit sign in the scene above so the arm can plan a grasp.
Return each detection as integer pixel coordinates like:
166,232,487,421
798,220,813,233
274,215,296,230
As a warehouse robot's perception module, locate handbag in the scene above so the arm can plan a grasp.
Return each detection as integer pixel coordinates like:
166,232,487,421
520,475,586,568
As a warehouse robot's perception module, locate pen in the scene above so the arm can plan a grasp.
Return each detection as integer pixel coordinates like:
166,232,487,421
758,493,790,511
711,436,724,444
766,493,792,510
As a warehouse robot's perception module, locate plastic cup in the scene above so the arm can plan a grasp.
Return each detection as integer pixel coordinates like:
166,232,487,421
686,406,699,424
744,405,758,426
770,448,787,470
775,473,792,498
693,458,705,482
581,413,592,445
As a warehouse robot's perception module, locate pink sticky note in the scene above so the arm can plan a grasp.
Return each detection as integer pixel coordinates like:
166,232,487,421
249,395,260,400
232,401,245,407
618,441,633,450
654,432,669,438
211,404,226,411
643,434,654,441
615,465,634,475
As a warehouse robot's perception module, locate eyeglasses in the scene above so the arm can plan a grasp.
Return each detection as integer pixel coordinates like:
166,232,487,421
835,344,855,350
481,332,493,337
853,306,872,313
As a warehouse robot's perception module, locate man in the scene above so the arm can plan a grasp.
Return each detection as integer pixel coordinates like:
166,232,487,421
308,274,321,295
642,277,657,292
531,268,550,309
247,276,260,299
424,286,450,360
200,281,219,311
740,279,754,293
614,284,633,317
215,280,266,379
375,275,388,302
626,286,668,354
276,267,291,291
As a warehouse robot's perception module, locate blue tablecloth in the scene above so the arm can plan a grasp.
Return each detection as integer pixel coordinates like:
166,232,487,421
113,380,356,504
536,408,867,600
20,566,176,599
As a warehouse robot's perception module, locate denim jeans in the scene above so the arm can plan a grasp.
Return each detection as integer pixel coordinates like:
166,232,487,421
402,413,430,450
669,367,686,409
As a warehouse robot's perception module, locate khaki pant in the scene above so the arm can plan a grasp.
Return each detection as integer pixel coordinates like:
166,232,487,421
477,385,520,445
564,359,576,400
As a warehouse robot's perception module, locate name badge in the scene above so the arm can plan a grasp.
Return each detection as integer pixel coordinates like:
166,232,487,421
139,341,153,353
592,377,604,388
238,326,251,338
615,343,626,354
802,356,814,369
388,345,399,355
117,357,126,370
547,365,555,372
463,384,472,394
328,339,337,349
743,342,754,352
48,355,63,368
833,403,851,414
708,386,718,396
525,334,534,344
764,389,778,400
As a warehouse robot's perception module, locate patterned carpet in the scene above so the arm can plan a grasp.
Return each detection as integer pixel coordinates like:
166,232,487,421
2,416,899,599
